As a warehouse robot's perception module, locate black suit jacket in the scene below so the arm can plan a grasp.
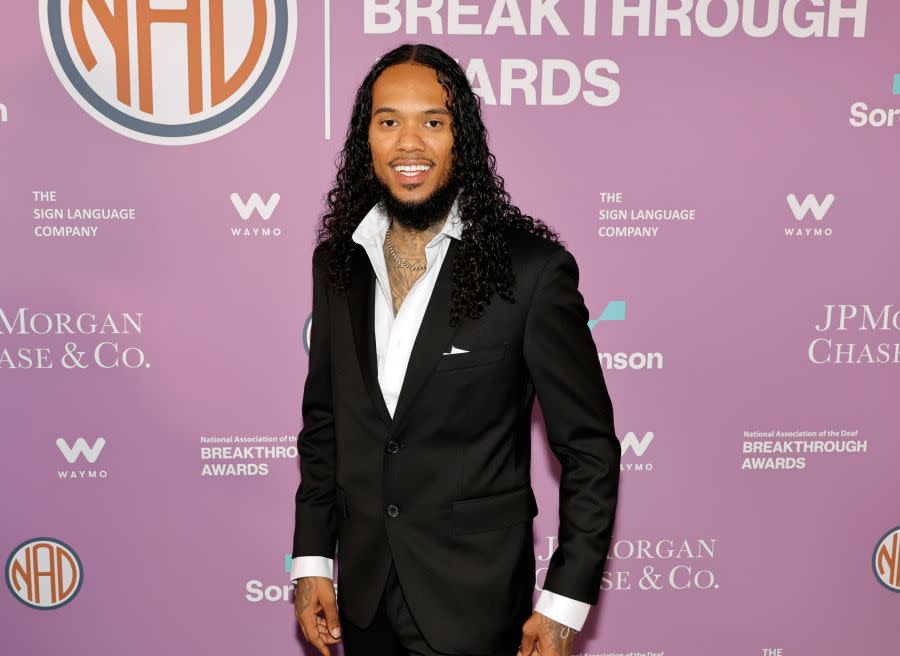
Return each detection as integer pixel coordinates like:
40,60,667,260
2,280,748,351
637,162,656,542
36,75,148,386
292,227,620,654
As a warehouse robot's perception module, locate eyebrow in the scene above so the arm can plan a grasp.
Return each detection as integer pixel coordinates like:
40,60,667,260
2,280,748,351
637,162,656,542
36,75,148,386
372,107,451,117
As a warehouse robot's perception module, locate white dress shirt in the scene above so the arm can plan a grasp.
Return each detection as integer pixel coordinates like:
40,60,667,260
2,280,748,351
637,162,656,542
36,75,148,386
290,197,591,631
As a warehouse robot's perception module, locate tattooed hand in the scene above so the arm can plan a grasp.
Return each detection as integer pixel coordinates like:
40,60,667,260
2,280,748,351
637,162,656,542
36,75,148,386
293,576,341,656
517,611,577,656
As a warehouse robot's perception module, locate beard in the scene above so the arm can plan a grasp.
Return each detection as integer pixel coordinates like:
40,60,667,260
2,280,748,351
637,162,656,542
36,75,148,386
375,172,460,233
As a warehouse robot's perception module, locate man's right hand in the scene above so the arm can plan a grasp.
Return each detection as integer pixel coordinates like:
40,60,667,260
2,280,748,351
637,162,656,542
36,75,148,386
294,576,342,655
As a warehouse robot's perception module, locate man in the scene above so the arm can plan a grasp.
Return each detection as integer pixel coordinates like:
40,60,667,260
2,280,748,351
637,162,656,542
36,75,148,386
291,43,620,656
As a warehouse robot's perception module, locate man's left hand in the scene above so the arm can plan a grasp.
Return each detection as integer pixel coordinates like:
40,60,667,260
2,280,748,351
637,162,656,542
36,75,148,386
517,611,577,656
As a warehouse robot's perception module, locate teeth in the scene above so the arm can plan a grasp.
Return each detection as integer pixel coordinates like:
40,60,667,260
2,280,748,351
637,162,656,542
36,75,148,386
393,164,431,175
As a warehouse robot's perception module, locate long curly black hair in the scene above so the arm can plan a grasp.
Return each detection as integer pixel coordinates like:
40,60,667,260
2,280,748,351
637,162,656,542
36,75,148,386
315,43,561,327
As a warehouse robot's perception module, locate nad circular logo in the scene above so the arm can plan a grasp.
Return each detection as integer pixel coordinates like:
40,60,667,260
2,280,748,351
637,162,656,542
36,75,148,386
6,537,84,609
39,0,297,145
302,311,312,355
873,525,900,592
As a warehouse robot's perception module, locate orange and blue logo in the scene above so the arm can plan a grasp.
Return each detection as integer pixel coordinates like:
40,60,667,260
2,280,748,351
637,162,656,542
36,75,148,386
40,0,297,145
873,525,900,592
6,537,84,609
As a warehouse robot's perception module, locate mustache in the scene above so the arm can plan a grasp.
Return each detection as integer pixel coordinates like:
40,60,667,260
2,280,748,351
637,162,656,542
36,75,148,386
388,157,436,166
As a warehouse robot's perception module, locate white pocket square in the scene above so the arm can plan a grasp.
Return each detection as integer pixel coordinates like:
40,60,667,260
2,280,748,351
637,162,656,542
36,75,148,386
442,345,470,355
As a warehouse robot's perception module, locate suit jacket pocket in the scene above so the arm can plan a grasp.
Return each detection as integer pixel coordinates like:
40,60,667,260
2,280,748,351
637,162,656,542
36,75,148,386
451,484,538,535
435,343,508,372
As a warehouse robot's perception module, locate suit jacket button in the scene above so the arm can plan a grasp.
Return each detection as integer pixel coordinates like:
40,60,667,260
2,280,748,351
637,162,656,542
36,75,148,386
386,440,400,454
386,504,399,518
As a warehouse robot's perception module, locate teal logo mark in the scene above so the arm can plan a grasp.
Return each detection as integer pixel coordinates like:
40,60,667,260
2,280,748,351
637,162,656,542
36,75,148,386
588,301,626,331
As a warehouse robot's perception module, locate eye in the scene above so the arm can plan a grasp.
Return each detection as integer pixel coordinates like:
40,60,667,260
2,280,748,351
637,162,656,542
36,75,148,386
426,120,442,128
380,119,397,127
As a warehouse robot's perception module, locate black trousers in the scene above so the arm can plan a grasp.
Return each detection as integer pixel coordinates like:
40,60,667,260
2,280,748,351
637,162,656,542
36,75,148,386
339,560,516,656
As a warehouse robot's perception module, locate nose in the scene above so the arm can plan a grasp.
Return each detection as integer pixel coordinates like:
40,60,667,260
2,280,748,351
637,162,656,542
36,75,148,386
395,122,426,152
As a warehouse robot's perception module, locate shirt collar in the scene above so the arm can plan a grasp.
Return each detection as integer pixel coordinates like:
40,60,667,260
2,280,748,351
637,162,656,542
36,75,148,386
352,193,464,248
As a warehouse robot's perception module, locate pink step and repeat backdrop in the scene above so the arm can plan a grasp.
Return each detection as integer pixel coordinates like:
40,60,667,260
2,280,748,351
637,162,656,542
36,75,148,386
2,1,898,654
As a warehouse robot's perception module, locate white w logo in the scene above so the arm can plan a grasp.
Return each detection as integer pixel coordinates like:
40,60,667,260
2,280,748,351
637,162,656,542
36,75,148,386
786,194,835,221
56,437,106,464
230,193,281,220
619,431,654,457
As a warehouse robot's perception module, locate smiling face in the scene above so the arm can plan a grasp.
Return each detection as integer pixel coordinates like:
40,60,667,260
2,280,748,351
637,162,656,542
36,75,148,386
368,62,455,209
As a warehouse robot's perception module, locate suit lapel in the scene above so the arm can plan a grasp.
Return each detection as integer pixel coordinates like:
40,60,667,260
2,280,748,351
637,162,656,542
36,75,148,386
391,237,461,433
347,238,462,435
348,244,393,428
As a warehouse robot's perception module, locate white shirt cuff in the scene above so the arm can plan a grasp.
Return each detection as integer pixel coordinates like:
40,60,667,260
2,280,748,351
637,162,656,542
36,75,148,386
290,556,334,582
534,589,591,631
290,559,590,630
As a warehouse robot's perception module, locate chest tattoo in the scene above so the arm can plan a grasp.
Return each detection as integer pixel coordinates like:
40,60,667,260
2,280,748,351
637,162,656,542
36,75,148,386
382,241,427,317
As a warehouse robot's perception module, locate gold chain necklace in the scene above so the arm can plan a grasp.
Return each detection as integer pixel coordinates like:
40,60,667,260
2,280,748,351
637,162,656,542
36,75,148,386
385,224,426,271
